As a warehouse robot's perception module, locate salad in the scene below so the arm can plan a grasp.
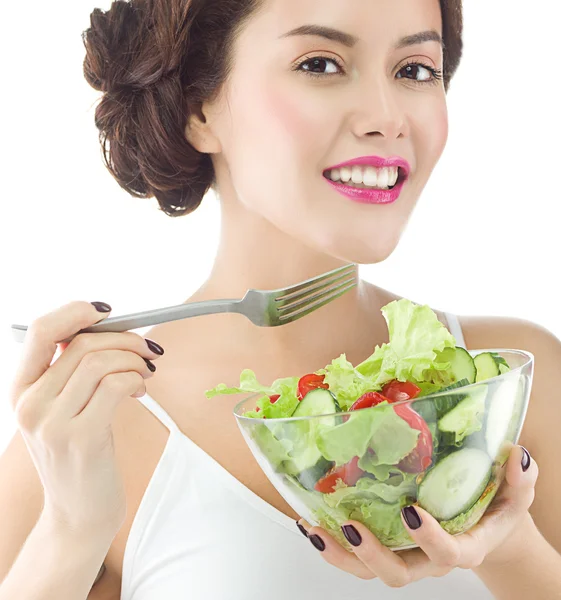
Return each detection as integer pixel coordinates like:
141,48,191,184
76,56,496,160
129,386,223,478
206,299,521,549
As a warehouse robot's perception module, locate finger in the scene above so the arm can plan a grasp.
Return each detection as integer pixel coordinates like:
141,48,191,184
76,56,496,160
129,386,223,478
297,520,376,580
41,331,160,400
39,331,160,397
405,445,539,570
53,349,156,419
80,371,146,425
341,519,455,587
502,445,538,508
400,505,482,569
464,445,538,553
10,301,112,405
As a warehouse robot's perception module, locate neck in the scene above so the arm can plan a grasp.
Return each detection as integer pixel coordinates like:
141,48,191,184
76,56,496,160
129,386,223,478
183,190,390,370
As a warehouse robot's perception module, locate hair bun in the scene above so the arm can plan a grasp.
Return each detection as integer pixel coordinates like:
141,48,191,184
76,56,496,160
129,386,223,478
83,0,146,94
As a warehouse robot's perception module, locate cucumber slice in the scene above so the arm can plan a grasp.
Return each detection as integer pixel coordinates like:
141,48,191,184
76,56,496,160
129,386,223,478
283,389,341,475
295,457,335,491
417,447,492,520
485,375,522,460
489,352,511,372
437,384,487,445
292,388,341,417
474,352,500,382
414,378,471,422
435,347,477,384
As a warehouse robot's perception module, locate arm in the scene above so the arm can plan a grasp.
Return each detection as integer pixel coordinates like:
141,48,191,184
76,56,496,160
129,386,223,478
467,317,561,597
0,431,114,599
473,513,561,600
0,515,114,600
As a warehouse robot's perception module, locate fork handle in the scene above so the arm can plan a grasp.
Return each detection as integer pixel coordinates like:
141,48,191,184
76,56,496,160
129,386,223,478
11,299,242,345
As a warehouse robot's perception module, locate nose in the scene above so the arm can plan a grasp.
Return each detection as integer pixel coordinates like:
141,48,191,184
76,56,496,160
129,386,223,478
349,75,409,141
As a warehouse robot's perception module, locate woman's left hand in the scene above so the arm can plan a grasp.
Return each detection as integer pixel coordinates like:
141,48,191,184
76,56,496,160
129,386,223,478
297,444,538,588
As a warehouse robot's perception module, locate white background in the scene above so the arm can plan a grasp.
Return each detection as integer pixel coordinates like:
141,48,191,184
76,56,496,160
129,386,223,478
1,2,560,454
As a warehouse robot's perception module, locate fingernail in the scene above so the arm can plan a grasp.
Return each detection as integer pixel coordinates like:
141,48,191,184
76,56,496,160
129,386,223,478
309,534,326,552
342,524,362,547
296,521,309,538
521,446,531,472
145,338,165,355
91,301,112,313
402,505,422,530
143,358,157,372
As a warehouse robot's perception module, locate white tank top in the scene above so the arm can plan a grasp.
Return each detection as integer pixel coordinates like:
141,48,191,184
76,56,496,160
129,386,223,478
121,313,494,599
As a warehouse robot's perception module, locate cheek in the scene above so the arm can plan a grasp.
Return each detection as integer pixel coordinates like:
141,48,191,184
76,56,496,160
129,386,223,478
418,100,449,164
239,82,330,167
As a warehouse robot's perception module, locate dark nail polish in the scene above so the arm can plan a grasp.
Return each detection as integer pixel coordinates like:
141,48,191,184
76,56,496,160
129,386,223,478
402,505,422,530
91,301,112,313
342,524,362,547
145,338,165,355
521,446,531,472
143,358,157,372
296,521,309,538
309,534,326,552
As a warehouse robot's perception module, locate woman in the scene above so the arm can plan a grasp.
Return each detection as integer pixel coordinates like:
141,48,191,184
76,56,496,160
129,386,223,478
1,0,560,598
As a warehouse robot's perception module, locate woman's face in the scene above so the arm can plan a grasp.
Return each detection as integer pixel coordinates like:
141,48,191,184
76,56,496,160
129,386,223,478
201,0,448,264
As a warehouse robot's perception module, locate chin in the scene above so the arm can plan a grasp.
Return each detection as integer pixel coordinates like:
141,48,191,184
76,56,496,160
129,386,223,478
306,226,402,265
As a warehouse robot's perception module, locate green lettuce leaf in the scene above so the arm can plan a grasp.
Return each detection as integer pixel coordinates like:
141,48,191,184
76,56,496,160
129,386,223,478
368,405,420,464
323,473,418,505
315,402,419,467
249,423,293,470
356,456,408,481
316,354,374,411
356,299,457,386
205,369,300,419
357,473,417,504
315,409,378,467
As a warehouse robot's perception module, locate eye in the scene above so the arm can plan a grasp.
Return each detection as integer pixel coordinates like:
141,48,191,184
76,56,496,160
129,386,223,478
294,55,345,78
396,61,443,85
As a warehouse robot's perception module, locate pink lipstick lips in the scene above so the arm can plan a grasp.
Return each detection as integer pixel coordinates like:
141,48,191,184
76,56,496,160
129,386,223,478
323,156,411,204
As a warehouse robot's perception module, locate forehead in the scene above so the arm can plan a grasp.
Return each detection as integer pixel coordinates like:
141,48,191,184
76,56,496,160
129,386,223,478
245,0,443,49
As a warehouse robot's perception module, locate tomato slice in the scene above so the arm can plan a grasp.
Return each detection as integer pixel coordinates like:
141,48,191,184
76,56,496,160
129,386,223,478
349,391,388,411
314,456,364,493
393,403,433,472
381,380,421,402
347,383,432,473
297,373,329,400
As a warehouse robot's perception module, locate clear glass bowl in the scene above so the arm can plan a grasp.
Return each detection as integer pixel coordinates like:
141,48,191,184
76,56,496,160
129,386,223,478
233,349,534,552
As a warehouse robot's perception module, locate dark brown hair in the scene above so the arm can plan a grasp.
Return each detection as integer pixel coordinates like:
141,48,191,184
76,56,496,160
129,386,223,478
83,0,463,217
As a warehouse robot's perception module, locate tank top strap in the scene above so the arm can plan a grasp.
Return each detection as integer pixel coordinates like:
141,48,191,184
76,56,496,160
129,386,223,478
136,392,181,435
443,312,467,349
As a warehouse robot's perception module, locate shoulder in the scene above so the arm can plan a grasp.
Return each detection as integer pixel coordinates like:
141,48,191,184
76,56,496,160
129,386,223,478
460,314,561,449
460,314,561,553
460,314,560,356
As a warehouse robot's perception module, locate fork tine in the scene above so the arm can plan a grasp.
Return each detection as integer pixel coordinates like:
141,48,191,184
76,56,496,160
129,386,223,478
275,263,356,300
278,280,358,322
276,275,357,315
275,269,357,309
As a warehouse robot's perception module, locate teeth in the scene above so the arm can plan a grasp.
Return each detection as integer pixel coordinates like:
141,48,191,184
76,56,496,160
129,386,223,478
330,168,341,182
340,167,352,182
377,168,389,188
363,167,378,187
326,165,400,189
351,166,363,184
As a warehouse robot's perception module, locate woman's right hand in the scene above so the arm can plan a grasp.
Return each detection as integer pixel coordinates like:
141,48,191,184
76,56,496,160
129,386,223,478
7,300,165,538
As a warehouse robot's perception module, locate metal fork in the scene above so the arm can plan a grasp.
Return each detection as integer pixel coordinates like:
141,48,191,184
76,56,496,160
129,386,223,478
10,263,358,345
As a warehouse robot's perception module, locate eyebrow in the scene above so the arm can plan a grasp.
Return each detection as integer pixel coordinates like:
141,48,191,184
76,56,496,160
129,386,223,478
279,25,444,50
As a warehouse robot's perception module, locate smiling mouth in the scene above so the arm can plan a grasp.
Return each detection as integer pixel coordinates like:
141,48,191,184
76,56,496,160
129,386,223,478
323,165,407,190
